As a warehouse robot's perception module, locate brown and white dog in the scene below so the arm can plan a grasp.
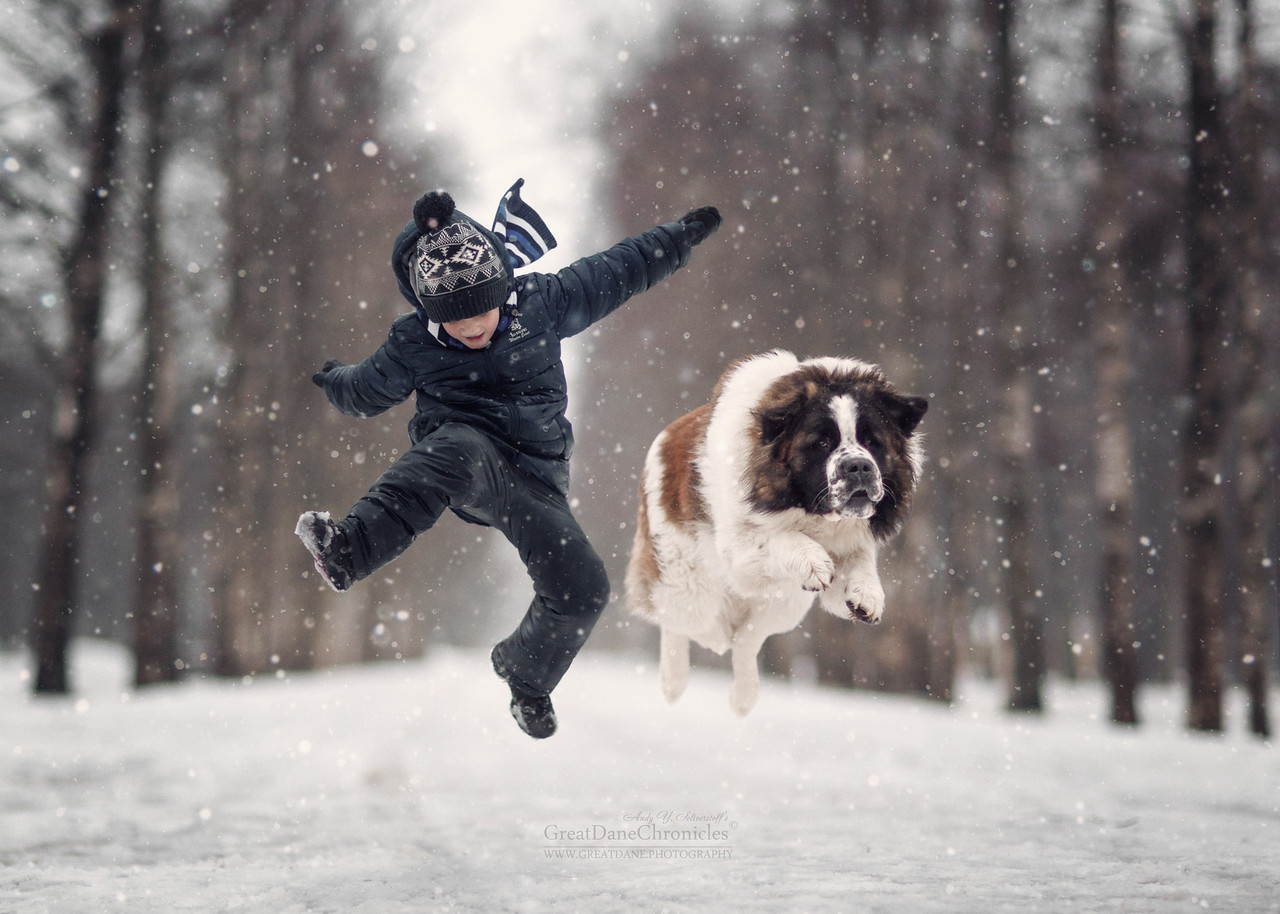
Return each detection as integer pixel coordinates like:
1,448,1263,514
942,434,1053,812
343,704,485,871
625,350,927,715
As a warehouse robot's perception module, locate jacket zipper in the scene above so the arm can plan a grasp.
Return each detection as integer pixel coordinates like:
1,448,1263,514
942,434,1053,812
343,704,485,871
482,341,520,441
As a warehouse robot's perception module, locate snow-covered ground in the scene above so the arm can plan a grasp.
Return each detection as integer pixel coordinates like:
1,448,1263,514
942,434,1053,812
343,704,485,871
1,641,1276,914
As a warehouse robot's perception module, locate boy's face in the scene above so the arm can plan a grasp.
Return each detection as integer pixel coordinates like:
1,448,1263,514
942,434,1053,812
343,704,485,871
442,308,501,349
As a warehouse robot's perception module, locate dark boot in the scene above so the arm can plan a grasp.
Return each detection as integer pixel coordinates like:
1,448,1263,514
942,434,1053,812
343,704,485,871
295,511,356,593
491,646,557,739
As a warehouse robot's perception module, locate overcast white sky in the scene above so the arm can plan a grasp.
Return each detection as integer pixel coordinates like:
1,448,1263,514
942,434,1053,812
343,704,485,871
380,0,677,263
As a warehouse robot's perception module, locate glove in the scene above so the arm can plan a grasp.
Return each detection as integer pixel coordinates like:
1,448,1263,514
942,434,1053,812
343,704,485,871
678,205,722,246
311,358,343,388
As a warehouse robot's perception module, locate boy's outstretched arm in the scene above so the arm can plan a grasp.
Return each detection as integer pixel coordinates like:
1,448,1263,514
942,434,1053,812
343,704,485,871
309,321,419,418
542,205,721,337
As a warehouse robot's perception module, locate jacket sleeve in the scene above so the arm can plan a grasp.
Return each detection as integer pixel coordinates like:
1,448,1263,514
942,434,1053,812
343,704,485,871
321,324,418,418
537,221,694,338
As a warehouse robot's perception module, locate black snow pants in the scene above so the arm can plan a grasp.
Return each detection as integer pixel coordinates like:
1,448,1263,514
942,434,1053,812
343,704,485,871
340,423,609,697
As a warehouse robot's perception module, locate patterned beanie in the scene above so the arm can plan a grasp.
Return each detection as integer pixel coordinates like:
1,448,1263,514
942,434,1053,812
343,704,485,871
409,191,509,323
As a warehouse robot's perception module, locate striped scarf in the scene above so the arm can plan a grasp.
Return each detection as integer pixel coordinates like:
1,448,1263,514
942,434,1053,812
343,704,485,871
492,178,557,270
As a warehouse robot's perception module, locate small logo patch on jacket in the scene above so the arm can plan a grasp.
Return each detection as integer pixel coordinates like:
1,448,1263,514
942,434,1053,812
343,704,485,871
507,318,530,342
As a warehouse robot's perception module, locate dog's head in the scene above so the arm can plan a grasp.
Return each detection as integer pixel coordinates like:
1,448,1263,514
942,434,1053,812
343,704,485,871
750,360,927,537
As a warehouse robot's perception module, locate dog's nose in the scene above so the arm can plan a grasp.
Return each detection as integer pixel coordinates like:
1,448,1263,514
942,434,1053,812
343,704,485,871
840,455,879,491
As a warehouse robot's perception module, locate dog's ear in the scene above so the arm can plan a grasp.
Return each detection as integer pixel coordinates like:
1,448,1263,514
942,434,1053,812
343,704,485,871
884,393,928,436
756,379,817,445
756,403,794,445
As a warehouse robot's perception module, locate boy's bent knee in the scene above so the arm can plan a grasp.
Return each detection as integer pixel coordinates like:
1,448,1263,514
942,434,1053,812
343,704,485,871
578,554,611,614
570,550,611,627
383,424,506,509
415,423,494,468
534,545,609,618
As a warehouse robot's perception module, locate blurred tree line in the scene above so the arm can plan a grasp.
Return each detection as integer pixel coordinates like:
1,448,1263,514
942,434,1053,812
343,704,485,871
2,0,492,689
0,0,1275,735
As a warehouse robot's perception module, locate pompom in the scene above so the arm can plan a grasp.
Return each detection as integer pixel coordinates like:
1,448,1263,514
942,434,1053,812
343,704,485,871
413,190,455,233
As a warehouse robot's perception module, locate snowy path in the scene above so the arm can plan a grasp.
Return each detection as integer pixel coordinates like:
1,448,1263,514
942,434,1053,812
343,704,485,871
2,642,1277,913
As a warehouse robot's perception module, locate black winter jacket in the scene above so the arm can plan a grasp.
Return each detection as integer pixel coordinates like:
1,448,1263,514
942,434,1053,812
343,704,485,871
319,220,696,495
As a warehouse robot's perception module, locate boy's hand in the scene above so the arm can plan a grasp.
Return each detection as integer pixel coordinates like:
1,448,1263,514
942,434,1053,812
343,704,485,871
312,358,343,388
678,206,722,246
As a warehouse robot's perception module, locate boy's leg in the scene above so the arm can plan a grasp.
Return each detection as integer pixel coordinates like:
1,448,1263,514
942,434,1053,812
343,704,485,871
481,479,610,699
336,424,509,582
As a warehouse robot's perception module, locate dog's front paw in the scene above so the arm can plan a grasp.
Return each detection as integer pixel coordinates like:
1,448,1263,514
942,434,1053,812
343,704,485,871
790,543,835,592
844,578,885,625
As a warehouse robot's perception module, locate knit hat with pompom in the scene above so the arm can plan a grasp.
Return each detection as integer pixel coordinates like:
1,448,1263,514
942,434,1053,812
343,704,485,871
409,190,509,323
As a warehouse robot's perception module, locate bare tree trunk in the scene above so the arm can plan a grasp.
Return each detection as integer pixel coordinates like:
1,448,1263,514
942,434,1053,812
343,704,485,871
1180,0,1232,733
208,0,392,674
1091,0,1140,725
269,0,351,671
31,1,132,694
133,0,182,687
1232,0,1272,739
983,0,1042,714
211,0,301,676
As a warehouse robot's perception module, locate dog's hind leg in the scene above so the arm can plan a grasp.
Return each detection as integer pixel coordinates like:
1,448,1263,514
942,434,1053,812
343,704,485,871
728,633,765,716
658,628,691,704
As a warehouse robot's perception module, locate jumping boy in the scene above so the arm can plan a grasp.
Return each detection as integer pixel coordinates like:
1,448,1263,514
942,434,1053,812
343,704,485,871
297,179,721,738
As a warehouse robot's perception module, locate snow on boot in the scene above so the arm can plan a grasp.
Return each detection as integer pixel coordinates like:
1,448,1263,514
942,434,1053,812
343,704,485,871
508,689,557,740
491,647,557,739
295,510,355,593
